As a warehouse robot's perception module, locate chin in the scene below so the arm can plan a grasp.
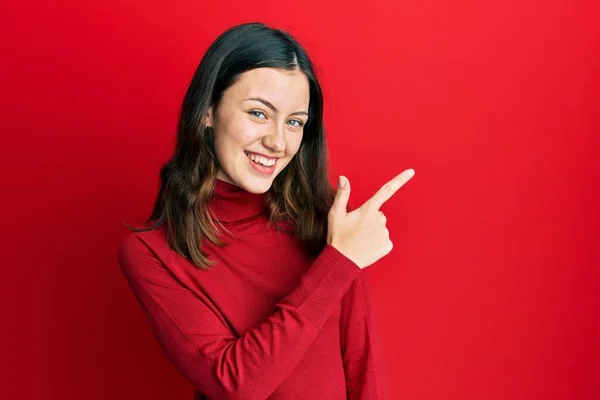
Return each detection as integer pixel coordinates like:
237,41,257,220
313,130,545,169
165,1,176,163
221,169,276,194
240,175,276,194
218,158,287,193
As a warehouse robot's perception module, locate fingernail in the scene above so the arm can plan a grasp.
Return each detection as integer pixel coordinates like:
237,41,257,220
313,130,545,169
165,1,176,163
339,176,346,188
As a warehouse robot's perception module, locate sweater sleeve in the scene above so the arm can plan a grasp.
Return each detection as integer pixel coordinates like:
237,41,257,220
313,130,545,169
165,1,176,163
117,233,360,400
339,268,391,399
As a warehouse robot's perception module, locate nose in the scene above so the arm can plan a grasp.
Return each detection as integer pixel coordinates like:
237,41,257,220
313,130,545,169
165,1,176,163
262,122,286,154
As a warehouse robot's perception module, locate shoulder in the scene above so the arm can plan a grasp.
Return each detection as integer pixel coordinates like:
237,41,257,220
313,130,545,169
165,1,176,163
118,231,147,258
117,226,170,274
119,226,167,254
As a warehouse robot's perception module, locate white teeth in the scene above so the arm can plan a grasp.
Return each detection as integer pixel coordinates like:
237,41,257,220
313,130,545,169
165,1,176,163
247,152,275,167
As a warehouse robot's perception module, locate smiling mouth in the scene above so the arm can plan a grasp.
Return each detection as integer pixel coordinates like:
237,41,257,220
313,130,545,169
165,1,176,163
244,151,278,167
244,151,278,176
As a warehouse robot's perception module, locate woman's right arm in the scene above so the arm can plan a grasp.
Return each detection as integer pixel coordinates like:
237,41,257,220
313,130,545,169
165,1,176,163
118,232,361,400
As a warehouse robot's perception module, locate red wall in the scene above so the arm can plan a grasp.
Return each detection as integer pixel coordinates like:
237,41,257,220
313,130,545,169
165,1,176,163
2,0,599,398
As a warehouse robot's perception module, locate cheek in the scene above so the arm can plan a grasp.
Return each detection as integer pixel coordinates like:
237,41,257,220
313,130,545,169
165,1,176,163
215,116,261,149
287,133,304,156
230,117,263,144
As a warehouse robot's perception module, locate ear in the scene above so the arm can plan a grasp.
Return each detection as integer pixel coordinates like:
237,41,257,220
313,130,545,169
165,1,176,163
204,106,214,128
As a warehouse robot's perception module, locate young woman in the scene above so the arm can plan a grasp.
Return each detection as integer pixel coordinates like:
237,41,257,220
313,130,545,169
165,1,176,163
118,22,415,400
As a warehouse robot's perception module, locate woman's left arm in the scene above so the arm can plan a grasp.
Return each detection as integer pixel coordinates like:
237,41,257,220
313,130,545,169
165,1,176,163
339,268,391,399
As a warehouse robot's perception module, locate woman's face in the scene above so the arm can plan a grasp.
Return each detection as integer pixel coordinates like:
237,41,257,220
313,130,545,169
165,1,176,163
206,67,310,194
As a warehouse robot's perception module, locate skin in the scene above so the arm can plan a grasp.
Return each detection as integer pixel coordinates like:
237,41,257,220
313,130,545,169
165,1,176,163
205,67,417,268
329,169,416,268
205,67,310,194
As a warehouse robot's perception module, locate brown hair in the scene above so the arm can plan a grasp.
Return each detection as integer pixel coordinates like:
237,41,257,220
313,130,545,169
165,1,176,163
124,22,335,270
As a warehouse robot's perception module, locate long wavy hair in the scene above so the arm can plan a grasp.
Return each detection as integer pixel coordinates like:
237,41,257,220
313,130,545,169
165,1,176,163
125,22,335,270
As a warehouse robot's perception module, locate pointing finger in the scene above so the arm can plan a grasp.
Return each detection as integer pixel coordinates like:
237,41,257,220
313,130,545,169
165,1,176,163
364,169,415,210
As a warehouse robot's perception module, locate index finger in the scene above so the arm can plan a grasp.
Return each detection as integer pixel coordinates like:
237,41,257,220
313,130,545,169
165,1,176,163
364,169,415,210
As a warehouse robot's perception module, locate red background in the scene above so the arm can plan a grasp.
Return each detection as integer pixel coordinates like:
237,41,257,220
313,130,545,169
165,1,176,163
2,0,599,399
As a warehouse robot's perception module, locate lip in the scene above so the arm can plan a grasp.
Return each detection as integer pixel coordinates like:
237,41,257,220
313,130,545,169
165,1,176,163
244,151,280,160
245,151,277,175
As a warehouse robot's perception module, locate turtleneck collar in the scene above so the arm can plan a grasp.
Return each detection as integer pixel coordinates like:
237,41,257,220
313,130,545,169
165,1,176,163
207,178,269,223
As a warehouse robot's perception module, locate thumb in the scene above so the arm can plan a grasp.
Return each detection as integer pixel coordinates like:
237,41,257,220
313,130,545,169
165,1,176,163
331,175,351,215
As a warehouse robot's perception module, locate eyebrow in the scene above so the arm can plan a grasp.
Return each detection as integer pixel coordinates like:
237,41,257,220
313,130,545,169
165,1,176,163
244,97,309,117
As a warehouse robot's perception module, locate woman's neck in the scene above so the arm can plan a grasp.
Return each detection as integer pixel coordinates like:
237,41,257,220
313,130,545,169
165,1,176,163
207,178,268,222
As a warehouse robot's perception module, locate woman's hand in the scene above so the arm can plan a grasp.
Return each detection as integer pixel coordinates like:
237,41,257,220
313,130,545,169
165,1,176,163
327,169,415,269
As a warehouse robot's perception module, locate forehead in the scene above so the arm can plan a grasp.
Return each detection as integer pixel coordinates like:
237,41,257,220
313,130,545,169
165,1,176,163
226,67,310,110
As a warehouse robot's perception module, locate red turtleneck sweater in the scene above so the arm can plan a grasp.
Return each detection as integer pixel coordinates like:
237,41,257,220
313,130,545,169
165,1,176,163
118,178,390,399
